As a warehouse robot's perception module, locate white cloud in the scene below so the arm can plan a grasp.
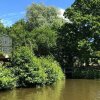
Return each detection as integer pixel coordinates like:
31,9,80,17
58,8,71,23
58,8,65,18
0,19,13,27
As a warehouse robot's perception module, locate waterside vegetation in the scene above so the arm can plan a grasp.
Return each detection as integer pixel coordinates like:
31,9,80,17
0,0,100,90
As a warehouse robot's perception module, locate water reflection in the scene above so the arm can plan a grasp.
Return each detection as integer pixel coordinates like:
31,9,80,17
0,81,65,100
61,80,100,100
0,80,100,100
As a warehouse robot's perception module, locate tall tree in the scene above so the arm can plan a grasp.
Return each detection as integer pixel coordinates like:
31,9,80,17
57,0,100,68
9,19,30,49
26,3,64,31
31,25,57,56
9,4,63,57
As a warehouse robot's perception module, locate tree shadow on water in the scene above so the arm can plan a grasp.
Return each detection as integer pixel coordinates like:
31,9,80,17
0,81,65,100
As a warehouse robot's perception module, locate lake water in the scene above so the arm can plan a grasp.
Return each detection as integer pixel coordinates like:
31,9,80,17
0,80,100,100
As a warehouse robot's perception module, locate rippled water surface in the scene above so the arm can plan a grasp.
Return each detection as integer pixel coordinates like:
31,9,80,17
0,80,100,100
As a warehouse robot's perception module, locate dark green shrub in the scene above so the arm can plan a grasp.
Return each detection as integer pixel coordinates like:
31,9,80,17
0,66,16,90
72,67,100,79
72,68,82,78
12,47,64,87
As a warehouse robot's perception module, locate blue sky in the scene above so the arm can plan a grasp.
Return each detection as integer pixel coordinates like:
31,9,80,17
0,0,75,26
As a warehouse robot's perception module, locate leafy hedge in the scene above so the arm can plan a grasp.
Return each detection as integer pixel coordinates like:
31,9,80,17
12,47,64,87
0,66,16,90
39,57,65,84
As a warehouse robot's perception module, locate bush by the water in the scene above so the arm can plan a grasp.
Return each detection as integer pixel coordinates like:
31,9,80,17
12,47,64,87
39,57,65,84
0,66,16,90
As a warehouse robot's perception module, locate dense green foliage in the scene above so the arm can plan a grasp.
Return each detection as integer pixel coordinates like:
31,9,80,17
0,22,5,33
0,0,100,90
26,3,63,31
0,66,16,90
9,4,63,56
57,0,100,71
12,47,64,87
72,67,100,79
31,26,57,56
0,3,65,90
12,47,46,87
39,57,65,84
